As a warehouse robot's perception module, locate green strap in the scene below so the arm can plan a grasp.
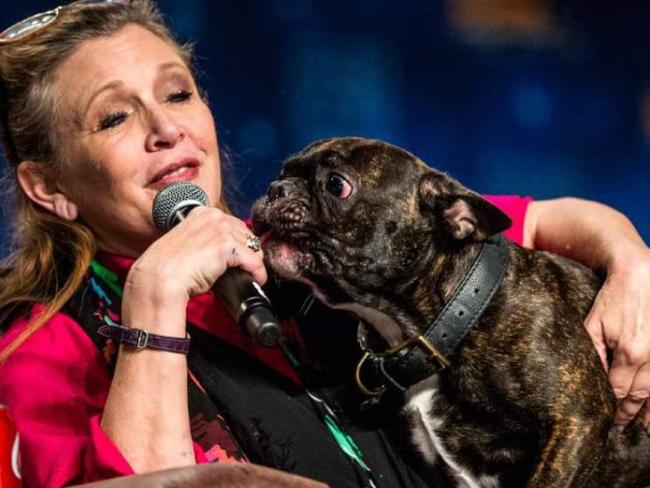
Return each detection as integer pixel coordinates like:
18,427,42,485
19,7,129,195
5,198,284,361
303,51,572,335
324,415,371,471
90,260,123,297
282,342,379,488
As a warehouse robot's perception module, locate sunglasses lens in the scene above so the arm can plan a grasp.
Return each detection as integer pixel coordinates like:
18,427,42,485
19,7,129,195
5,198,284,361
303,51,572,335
1,11,58,41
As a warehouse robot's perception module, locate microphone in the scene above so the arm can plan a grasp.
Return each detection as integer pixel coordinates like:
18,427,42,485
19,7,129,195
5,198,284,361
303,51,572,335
152,182,282,347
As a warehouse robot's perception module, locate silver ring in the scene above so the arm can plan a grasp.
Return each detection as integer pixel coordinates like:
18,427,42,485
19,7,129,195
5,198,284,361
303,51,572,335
245,234,261,252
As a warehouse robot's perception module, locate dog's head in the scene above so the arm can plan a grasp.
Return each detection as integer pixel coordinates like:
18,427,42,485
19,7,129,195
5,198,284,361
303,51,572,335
252,137,511,308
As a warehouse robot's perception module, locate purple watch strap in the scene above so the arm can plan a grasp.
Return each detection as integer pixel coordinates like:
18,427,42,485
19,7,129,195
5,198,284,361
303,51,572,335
98,324,191,354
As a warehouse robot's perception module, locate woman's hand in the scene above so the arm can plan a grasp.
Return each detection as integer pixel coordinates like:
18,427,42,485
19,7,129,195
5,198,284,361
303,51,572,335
126,207,267,312
583,243,650,427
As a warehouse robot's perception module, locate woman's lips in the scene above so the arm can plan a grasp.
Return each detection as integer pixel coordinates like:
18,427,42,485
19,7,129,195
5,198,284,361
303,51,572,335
148,162,199,189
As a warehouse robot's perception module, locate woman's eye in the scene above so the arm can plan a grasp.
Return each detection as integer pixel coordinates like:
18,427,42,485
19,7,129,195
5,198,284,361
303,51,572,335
325,173,353,199
98,111,127,131
167,89,193,103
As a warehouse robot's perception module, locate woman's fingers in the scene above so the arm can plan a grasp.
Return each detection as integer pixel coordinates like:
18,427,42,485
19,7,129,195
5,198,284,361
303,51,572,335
612,362,650,426
224,234,267,285
583,247,650,427
135,207,267,296
583,311,609,373
609,331,650,426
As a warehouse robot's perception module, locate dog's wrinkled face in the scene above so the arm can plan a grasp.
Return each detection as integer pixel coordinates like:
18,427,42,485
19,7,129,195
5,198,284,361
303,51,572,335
251,137,511,307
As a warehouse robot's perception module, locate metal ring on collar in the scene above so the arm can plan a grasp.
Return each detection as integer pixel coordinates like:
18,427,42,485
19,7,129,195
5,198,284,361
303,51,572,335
355,351,387,396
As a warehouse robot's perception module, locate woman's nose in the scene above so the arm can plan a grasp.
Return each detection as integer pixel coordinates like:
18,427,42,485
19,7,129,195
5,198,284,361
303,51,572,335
145,107,184,151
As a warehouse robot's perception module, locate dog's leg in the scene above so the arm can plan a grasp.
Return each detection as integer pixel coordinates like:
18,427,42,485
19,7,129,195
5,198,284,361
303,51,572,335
526,421,606,488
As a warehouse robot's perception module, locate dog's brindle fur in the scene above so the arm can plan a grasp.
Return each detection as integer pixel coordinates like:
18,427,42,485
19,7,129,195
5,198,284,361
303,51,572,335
251,137,650,488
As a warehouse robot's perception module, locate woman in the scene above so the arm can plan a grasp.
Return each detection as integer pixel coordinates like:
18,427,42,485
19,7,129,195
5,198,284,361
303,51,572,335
0,1,649,487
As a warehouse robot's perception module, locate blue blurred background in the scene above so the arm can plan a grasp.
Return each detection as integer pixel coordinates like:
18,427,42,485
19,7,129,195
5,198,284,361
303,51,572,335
1,0,648,255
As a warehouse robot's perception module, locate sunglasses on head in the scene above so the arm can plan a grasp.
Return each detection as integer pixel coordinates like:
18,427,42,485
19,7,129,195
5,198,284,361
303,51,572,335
0,0,129,44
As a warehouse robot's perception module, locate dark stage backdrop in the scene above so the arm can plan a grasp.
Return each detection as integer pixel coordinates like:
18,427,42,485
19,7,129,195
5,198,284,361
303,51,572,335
1,1,648,257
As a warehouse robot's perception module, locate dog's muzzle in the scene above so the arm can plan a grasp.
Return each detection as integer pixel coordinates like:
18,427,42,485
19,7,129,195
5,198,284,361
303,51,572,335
267,178,303,203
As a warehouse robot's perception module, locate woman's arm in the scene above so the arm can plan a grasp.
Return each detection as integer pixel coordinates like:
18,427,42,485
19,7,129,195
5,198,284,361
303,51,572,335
523,197,650,427
101,207,267,473
100,279,196,472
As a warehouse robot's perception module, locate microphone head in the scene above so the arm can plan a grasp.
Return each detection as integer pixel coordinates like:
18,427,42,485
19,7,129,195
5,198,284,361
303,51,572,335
152,182,209,231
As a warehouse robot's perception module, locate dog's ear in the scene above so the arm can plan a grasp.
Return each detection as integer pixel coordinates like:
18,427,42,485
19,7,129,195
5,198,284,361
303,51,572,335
418,173,512,241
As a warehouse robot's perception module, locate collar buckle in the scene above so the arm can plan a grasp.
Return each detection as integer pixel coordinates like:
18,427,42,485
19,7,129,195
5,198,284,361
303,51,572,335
355,335,450,396
384,334,451,369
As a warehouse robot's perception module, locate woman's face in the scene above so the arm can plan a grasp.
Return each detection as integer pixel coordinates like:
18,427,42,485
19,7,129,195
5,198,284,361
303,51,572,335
53,24,221,256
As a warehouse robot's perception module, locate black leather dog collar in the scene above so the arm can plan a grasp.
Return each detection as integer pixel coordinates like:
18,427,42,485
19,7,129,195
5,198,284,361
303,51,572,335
359,233,509,393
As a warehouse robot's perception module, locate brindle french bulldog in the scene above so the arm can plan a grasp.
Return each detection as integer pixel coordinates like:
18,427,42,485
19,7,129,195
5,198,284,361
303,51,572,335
251,137,650,488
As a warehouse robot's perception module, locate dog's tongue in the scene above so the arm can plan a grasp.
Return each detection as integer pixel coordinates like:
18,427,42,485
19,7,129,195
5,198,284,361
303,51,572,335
260,232,298,257
260,231,273,246
278,241,298,259
259,231,297,261
263,238,308,279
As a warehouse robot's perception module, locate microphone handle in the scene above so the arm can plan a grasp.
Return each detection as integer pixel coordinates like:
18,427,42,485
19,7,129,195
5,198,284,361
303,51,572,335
213,268,281,347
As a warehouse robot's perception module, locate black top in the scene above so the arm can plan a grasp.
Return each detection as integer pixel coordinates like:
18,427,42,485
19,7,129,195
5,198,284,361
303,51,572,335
187,281,432,487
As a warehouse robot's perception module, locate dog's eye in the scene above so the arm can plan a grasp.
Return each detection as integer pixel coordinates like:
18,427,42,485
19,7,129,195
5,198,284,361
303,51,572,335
325,173,352,199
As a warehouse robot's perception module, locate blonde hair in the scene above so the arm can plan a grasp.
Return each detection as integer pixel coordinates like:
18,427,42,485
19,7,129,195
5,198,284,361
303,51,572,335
0,0,215,363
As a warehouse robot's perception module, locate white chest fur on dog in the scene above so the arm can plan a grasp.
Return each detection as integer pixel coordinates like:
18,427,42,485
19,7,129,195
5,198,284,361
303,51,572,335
404,377,501,488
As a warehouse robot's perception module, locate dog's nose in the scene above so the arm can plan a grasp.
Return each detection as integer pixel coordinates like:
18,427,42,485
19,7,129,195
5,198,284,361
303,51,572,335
267,180,293,202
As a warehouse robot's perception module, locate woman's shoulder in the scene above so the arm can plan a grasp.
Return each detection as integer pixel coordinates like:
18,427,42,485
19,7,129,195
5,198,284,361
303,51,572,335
0,303,110,399
1,304,87,352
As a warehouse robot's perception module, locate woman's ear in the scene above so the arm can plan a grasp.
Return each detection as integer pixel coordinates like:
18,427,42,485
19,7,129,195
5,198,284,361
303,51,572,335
17,161,78,221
